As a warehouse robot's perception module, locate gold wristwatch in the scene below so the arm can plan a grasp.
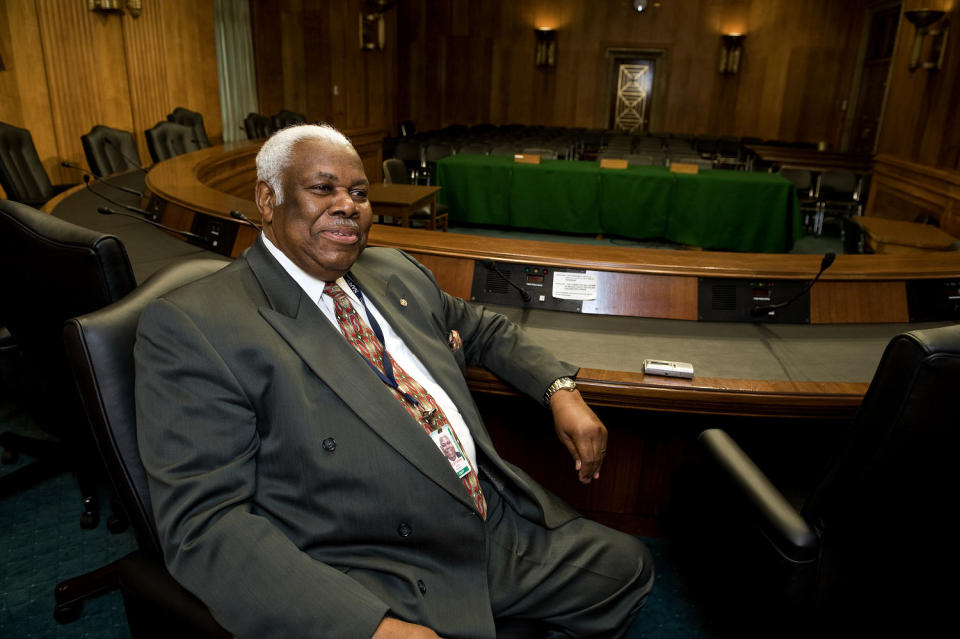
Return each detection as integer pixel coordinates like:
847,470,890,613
544,376,577,406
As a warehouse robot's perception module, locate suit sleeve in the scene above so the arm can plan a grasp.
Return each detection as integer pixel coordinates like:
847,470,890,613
135,298,389,639
400,253,579,403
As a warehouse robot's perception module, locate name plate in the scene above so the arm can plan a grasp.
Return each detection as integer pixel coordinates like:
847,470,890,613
600,158,628,169
670,162,700,174
514,154,541,164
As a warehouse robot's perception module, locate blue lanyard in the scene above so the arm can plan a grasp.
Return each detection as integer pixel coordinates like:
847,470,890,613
341,274,435,423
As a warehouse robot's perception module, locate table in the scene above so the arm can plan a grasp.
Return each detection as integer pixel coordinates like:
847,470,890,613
368,183,444,229
436,155,801,253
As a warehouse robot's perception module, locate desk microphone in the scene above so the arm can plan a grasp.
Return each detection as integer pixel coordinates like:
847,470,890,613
104,137,149,174
97,207,203,240
481,259,532,304
230,209,262,230
61,161,143,197
751,252,836,317
83,175,154,220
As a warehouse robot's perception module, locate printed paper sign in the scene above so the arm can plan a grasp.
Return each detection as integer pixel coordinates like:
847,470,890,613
552,272,597,300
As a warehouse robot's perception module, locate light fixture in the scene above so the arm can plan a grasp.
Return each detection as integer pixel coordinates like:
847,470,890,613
904,9,949,71
535,28,557,68
719,33,745,74
359,0,396,51
633,0,649,13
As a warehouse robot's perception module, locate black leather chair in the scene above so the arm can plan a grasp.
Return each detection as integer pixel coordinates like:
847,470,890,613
686,323,960,637
0,121,74,205
242,112,273,140
60,257,230,635
144,121,203,163
81,125,143,178
0,200,136,529
167,107,211,148
62,257,540,637
270,109,307,131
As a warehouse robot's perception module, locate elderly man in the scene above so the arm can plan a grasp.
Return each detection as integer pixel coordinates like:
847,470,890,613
135,124,653,639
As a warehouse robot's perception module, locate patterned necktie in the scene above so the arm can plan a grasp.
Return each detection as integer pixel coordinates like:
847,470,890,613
323,282,486,519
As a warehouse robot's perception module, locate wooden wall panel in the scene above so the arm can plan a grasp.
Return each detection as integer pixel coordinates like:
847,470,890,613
0,0,221,190
395,0,867,145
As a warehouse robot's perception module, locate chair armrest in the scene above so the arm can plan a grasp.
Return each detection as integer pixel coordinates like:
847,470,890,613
698,429,819,563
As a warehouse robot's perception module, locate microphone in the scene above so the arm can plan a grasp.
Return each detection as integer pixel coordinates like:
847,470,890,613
230,209,262,230
61,161,143,197
83,175,154,220
481,259,532,304
104,137,148,173
751,252,836,317
97,207,204,241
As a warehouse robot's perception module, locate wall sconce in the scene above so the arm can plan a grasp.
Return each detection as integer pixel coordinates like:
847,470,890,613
535,28,557,67
359,0,395,51
87,0,141,18
904,9,949,71
719,33,745,74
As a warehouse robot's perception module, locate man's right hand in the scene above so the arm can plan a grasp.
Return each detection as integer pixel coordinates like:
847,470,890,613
372,617,443,639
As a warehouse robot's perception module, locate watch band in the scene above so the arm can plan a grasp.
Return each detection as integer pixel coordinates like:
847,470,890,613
544,376,577,406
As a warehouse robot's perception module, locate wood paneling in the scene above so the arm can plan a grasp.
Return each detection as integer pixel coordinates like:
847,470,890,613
0,0,221,190
810,280,909,323
249,1,398,137
395,0,866,145
865,154,960,237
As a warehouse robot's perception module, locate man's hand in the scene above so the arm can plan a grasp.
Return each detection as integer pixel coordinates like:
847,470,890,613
550,389,608,484
372,617,443,639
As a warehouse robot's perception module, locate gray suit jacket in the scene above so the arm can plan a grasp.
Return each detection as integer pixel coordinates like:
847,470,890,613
135,239,579,639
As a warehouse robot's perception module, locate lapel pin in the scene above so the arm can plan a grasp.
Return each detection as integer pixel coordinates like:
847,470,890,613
400,298,408,307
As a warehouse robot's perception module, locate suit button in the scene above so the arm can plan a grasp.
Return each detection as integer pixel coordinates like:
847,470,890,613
397,523,412,537
417,580,426,594
321,437,336,452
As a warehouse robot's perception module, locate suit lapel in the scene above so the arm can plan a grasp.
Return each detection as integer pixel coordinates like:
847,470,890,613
245,241,473,510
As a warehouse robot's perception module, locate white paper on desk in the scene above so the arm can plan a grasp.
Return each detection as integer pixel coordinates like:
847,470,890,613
552,272,598,300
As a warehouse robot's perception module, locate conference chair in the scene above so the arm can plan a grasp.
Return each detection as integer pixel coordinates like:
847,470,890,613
683,323,960,637
422,142,455,185
393,138,425,183
81,125,143,177
381,158,449,231
458,142,491,156
521,147,558,160
58,258,230,635
144,121,203,163
777,167,820,230
62,257,542,638
167,107,211,148
0,121,75,206
270,109,307,130
242,112,273,140
812,169,863,236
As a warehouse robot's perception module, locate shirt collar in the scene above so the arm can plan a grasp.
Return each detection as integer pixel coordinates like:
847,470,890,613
260,234,360,307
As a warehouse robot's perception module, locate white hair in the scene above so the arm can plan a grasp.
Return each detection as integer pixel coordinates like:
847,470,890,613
256,123,354,205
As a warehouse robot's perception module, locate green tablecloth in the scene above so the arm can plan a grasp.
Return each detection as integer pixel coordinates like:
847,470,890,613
436,155,801,253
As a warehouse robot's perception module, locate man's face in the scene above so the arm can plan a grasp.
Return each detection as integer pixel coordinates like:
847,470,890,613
257,138,373,282
440,435,457,461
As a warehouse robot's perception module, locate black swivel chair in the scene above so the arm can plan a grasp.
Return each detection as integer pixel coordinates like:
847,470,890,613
63,257,540,638
81,125,143,178
242,112,273,140
0,121,75,206
167,107,211,148
144,122,204,163
0,200,137,529
685,323,960,637
270,109,307,130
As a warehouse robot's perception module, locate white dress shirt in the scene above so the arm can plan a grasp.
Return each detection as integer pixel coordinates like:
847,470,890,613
262,235,477,467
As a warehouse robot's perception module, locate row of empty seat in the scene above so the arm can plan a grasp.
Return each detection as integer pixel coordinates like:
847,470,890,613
242,109,307,140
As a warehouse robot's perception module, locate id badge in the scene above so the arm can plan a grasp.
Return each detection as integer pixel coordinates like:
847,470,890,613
430,425,471,479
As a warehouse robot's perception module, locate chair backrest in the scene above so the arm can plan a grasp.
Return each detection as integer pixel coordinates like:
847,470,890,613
0,121,54,205
818,169,859,200
521,147,558,159
424,142,455,163
398,120,416,137
145,122,204,163
81,125,143,177
458,143,491,156
63,258,228,553
382,158,410,185
243,113,273,140
0,200,137,437
167,107,211,148
270,109,307,131
777,167,815,195
801,323,960,610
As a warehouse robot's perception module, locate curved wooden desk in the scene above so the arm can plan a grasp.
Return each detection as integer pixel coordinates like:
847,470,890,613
140,143,960,421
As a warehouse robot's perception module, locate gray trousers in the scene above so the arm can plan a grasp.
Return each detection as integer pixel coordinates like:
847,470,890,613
483,478,655,638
